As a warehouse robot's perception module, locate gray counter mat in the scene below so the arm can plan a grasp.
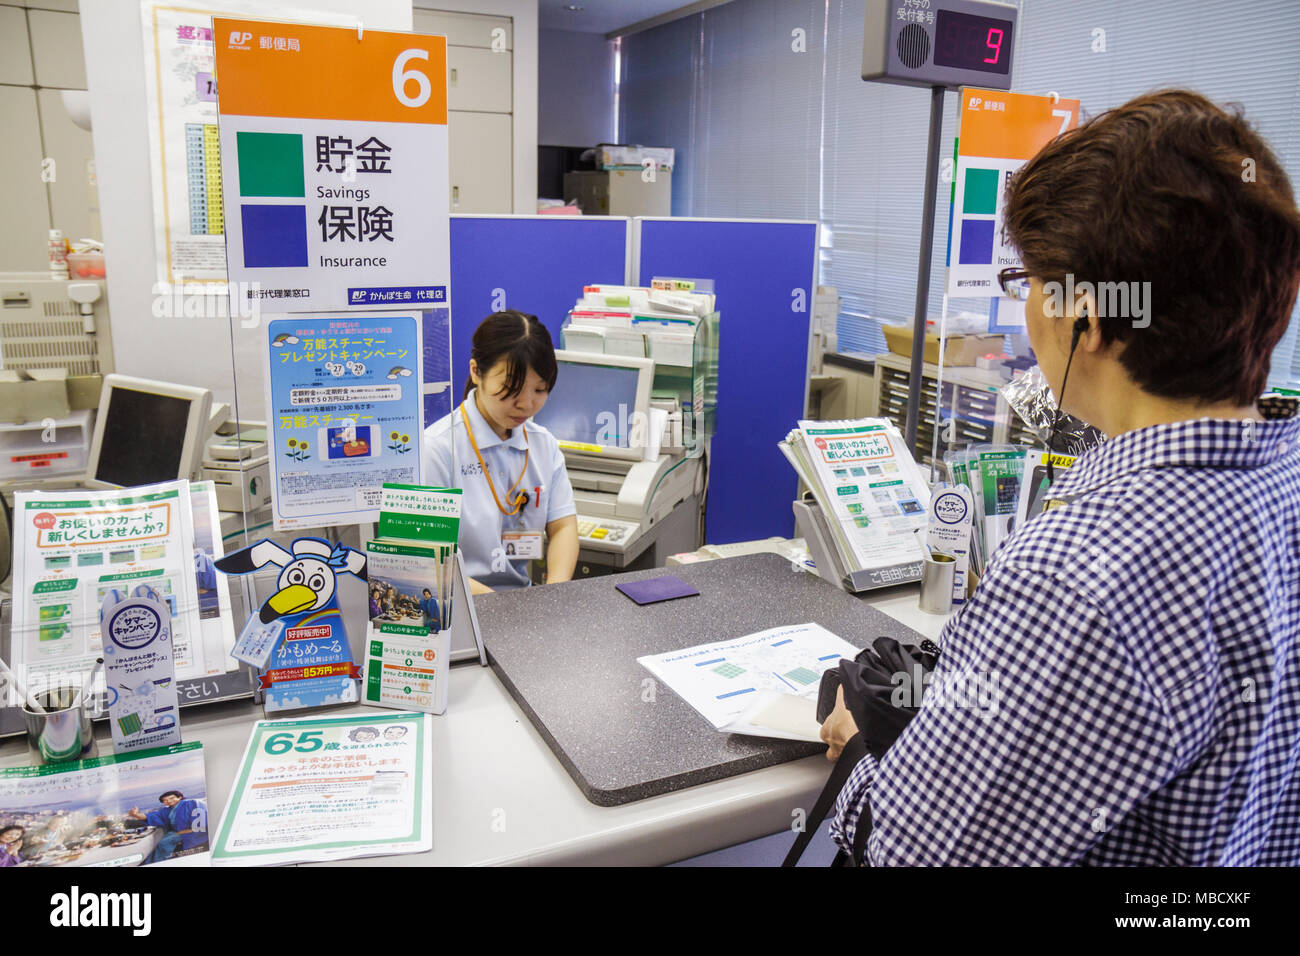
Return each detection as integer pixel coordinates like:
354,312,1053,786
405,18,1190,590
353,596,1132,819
474,553,928,806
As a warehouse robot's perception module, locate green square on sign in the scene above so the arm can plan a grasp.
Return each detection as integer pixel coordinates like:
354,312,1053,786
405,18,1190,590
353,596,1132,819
237,131,305,197
962,167,999,215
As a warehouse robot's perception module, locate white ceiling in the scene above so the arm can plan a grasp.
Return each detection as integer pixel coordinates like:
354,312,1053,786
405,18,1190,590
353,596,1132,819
538,0,704,35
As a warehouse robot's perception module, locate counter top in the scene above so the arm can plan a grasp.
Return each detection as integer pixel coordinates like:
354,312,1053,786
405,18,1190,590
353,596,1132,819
475,553,932,806
0,561,949,866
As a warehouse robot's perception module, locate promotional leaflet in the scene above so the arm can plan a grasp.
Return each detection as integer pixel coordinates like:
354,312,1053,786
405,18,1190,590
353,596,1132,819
780,418,931,580
927,483,975,606
363,485,461,715
213,16,450,313
1014,449,1077,532
638,623,861,730
970,446,1025,560
9,482,222,708
0,742,209,867
264,313,424,530
212,712,432,866
101,586,183,755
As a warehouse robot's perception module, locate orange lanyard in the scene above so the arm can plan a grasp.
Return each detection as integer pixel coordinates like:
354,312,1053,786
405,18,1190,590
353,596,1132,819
460,402,530,516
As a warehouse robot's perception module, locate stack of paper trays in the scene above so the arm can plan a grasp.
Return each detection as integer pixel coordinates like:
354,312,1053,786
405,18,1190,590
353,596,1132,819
561,279,717,366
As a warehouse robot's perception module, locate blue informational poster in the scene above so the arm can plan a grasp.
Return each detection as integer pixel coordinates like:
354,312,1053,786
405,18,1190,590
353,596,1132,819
264,313,424,530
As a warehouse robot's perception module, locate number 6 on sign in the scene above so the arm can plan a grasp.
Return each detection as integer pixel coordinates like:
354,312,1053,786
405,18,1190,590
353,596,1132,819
393,49,432,107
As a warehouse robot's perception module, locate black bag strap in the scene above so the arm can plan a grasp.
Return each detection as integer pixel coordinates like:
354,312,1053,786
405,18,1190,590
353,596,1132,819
781,733,868,867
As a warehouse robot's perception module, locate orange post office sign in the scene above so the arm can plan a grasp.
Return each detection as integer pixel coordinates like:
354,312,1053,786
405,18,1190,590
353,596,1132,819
948,87,1081,300
213,18,446,125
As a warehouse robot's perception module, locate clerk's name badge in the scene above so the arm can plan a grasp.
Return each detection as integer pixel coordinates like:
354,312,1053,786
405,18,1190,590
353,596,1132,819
501,530,543,560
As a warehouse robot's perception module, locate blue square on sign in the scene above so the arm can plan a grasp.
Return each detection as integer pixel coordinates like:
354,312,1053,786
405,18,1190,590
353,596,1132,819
958,219,995,265
241,205,308,268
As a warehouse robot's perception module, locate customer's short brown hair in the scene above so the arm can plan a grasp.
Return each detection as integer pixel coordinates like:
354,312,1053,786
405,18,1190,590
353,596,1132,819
1004,89,1300,406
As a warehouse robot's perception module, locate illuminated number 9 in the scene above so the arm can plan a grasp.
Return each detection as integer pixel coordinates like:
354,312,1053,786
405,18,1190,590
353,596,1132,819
984,28,1003,64
393,48,431,108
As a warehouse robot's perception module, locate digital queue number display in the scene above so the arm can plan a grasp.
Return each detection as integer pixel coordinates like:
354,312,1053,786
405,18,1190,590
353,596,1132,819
862,0,1019,90
932,8,1012,75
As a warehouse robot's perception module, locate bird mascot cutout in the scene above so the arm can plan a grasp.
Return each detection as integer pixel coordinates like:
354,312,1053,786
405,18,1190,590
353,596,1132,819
216,537,367,711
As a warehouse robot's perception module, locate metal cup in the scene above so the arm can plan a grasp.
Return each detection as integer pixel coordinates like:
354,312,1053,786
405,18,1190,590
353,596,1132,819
21,687,95,764
918,553,956,616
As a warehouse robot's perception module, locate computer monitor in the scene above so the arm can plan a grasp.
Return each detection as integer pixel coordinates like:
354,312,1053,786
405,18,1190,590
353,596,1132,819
532,351,654,462
85,375,212,489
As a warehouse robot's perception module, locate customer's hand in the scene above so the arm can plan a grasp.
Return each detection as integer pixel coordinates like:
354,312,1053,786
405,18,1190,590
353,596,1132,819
820,686,859,761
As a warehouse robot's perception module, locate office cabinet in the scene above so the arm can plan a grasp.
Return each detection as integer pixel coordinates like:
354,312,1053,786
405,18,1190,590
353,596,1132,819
0,88,51,272
413,9,512,49
447,46,513,113
38,89,99,247
413,8,515,216
448,112,512,214
564,169,672,217
28,9,86,90
872,352,1037,463
0,7,35,86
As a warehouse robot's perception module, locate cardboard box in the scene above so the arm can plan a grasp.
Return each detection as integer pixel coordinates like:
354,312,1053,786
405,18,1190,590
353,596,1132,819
881,325,1004,366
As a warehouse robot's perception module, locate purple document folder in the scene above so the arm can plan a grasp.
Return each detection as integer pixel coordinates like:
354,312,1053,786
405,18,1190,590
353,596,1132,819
615,576,701,606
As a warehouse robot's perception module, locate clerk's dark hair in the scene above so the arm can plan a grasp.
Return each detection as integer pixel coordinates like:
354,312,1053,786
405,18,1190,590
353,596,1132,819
158,791,183,801
1004,89,1300,406
464,310,558,401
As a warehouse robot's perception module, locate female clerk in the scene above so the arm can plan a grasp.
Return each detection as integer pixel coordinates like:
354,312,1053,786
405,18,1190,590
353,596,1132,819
423,311,579,593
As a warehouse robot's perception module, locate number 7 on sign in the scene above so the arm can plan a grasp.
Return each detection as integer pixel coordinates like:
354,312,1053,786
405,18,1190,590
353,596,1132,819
1052,109,1072,135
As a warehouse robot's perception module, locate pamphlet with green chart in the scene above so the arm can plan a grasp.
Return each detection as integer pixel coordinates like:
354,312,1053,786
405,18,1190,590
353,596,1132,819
779,418,932,578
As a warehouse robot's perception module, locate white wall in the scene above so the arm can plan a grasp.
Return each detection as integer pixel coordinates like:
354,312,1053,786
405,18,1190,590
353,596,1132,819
539,27,613,147
414,0,538,214
80,0,413,409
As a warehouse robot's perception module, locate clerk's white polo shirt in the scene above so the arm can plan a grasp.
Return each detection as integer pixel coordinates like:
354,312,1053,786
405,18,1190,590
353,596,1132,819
423,389,576,590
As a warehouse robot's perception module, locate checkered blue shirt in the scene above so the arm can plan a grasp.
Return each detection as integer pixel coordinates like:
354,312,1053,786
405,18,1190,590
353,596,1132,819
831,398,1300,865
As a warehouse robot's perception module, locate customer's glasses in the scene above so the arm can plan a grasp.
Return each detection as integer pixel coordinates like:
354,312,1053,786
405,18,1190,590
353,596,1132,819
997,267,1031,301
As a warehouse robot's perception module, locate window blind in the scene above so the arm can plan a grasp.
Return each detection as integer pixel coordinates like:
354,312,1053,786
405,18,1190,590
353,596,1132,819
619,0,1300,384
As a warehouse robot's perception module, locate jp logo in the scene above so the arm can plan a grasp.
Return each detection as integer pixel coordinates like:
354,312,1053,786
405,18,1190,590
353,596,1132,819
109,605,163,650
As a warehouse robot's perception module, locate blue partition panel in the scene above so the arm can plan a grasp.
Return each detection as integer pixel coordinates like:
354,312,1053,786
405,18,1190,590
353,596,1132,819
448,216,630,404
637,219,817,545
421,306,452,427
